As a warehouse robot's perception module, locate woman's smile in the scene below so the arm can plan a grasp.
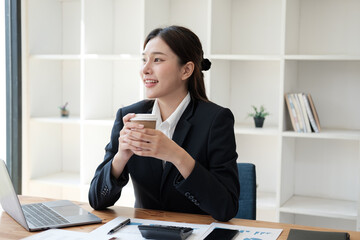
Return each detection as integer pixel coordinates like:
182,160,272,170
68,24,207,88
144,78,159,88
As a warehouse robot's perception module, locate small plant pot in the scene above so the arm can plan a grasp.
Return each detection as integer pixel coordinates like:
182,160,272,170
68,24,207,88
61,109,69,117
254,117,265,128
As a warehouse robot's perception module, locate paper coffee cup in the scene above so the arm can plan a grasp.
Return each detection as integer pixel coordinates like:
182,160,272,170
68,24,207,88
130,114,157,129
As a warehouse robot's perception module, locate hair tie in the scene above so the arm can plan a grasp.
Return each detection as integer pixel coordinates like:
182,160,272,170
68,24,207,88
201,58,211,71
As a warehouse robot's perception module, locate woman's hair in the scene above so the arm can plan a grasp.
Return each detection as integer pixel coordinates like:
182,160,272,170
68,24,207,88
143,25,210,102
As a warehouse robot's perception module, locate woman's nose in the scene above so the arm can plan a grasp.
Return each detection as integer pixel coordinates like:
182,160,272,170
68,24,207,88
141,61,152,75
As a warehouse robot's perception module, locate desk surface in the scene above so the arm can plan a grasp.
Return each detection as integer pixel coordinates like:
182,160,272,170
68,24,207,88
1,196,359,240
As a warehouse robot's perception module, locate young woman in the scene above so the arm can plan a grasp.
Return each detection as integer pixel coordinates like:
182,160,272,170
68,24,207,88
88,26,240,222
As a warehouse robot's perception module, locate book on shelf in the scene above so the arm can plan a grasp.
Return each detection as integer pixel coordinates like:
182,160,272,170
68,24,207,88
307,93,321,132
297,93,311,133
294,93,310,132
290,93,305,132
284,92,321,133
302,93,320,133
284,93,300,132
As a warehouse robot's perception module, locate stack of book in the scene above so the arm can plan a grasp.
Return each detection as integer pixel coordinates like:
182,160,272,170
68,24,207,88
284,93,321,133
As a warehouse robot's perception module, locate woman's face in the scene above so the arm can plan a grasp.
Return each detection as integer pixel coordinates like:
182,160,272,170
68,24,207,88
140,37,188,101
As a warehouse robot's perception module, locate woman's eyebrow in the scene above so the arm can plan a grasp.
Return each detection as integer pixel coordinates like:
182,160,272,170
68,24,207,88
142,51,167,56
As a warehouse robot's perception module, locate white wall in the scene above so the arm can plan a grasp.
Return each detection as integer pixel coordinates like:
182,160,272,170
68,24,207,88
0,3,6,161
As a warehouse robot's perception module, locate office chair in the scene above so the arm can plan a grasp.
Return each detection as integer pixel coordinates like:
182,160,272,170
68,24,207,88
235,163,257,220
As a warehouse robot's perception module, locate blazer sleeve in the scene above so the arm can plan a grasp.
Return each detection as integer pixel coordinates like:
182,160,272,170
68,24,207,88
88,108,129,210
174,107,240,222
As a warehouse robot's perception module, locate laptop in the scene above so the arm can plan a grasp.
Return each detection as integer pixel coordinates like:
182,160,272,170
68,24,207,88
0,159,102,231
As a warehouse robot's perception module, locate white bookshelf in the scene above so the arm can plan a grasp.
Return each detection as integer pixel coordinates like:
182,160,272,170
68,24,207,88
280,196,357,220
22,0,360,230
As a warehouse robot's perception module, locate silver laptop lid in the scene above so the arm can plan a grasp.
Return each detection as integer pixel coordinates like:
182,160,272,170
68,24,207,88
0,159,30,230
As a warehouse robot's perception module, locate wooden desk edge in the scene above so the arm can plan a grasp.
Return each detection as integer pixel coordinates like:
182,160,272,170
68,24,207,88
0,196,359,240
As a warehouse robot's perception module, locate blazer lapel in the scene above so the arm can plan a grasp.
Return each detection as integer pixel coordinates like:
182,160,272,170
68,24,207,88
160,99,196,190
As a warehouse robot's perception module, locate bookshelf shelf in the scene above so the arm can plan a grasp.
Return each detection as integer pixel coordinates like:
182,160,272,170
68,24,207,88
282,129,360,141
22,0,360,231
234,124,278,136
83,54,140,61
285,55,360,61
30,172,80,186
209,54,281,61
28,172,81,202
31,117,81,124
280,196,357,220
29,54,82,60
83,119,114,126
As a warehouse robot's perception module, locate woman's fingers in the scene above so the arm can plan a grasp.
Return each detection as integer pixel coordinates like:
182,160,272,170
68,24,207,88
125,129,173,159
122,113,145,130
126,128,155,141
122,113,135,124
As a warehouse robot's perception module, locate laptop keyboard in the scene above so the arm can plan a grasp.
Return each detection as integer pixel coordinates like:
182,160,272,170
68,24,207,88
22,203,70,227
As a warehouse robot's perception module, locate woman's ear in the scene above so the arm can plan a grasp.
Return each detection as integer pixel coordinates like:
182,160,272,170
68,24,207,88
181,61,195,81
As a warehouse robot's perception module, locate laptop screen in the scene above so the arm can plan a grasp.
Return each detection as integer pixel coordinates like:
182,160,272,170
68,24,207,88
0,159,30,230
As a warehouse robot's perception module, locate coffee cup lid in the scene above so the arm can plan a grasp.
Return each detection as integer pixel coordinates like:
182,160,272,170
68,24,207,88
131,114,157,121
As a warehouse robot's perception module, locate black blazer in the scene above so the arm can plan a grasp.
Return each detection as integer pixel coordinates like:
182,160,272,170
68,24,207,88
88,98,240,221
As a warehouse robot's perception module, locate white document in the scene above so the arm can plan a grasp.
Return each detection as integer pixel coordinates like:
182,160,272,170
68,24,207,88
21,229,91,240
89,216,210,240
202,222,283,240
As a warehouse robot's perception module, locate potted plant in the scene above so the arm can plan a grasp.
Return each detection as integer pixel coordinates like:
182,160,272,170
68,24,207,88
248,105,269,128
59,102,69,117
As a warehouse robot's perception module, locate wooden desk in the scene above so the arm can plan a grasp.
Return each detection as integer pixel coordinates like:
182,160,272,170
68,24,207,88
1,196,359,239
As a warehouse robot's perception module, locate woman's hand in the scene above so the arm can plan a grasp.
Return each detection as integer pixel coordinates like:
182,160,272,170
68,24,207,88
111,113,144,178
124,128,195,178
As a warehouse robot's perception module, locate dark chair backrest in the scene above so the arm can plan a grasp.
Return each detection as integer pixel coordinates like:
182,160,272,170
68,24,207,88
235,163,256,220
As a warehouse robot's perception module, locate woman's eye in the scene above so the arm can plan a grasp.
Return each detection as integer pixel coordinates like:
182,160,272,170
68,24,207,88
154,58,162,62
